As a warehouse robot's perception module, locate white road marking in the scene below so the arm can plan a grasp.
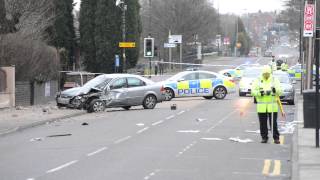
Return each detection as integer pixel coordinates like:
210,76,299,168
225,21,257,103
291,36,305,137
201,137,223,141
206,110,237,133
46,160,78,173
144,170,159,180
26,178,35,180
137,127,150,134
114,136,131,144
176,142,197,157
87,147,108,157
177,110,185,115
152,120,164,126
166,115,175,120
177,130,200,133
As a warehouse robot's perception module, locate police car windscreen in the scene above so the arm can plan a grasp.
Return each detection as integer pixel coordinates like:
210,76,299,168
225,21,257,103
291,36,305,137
243,68,262,78
274,75,290,84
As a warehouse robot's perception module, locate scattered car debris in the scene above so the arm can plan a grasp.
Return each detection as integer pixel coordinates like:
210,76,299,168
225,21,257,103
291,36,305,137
30,137,44,142
82,122,89,126
279,121,297,134
171,104,177,110
47,134,72,138
42,107,50,113
196,118,206,122
229,137,253,143
201,138,223,141
136,123,145,127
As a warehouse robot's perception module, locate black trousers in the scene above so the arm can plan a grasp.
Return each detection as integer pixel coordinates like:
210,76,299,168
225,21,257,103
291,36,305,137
258,112,280,140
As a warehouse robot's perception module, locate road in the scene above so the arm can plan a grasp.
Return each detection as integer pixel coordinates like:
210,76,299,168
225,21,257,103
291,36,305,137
0,56,296,180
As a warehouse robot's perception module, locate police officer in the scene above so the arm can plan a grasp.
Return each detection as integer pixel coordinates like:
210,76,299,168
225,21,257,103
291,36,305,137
251,66,282,144
281,60,288,71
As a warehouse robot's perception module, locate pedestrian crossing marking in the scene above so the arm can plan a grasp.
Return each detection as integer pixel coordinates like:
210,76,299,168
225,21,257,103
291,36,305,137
280,136,284,144
271,160,281,176
262,159,271,175
262,159,282,176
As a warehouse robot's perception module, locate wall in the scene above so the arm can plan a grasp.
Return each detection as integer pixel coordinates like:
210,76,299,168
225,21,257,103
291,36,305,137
15,81,58,106
0,67,15,108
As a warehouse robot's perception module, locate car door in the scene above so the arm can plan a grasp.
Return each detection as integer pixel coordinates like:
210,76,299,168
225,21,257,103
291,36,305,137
106,78,128,107
198,72,216,96
176,72,199,97
126,77,146,105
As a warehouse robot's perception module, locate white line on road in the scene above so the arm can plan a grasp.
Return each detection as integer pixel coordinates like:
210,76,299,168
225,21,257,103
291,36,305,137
114,136,131,144
166,115,175,120
177,110,185,115
137,127,150,134
87,147,108,157
206,110,237,133
26,178,35,180
152,120,164,126
46,160,78,173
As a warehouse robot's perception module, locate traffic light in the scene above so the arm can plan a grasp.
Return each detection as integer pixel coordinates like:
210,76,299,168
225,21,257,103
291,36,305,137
144,38,154,57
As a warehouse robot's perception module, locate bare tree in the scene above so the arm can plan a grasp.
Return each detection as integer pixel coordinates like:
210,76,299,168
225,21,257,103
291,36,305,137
4,0,55,41
140,0,219,55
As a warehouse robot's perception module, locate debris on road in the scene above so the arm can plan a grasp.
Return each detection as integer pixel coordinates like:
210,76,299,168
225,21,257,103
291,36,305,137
201,138,223,141
229,137,253,143
177,130,200,133
136,123,145,127
82,122,89,126
30,137,44,142
47,133,72,138
279,121,297,134
171,104,177,110
196,118,206,122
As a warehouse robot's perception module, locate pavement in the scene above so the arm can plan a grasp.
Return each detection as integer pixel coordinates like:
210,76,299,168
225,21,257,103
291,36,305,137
292,94,320,180
0,102,85,136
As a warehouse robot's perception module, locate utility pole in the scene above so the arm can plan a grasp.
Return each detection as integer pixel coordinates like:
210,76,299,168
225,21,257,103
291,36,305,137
169,30,172,72
121,2,127,73
148,0,152,77
315,27,319,148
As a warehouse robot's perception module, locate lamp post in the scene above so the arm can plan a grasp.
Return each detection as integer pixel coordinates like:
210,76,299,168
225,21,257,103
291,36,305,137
234,18,238,57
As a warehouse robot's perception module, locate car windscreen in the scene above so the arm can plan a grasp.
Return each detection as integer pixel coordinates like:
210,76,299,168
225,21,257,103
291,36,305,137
274,75,290,84
243,68,262,78
83,75,112,90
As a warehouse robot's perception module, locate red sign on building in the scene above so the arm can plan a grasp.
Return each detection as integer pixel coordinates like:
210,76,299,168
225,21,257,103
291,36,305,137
303,3,315,37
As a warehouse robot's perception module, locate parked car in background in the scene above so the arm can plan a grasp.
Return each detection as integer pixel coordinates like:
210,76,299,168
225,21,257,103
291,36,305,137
273,71,295,105
239,67,263,96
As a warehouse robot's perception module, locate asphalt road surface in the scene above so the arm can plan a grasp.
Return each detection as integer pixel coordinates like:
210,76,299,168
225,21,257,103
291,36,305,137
0,55,297,180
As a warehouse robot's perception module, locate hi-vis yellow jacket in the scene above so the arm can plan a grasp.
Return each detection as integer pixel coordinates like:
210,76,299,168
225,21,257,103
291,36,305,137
251,75,282,113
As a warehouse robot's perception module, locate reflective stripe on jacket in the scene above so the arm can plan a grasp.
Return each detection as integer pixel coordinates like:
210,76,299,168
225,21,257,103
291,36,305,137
251,75,282,113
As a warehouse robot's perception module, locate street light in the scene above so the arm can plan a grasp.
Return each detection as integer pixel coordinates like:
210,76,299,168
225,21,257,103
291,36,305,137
116,0,127,73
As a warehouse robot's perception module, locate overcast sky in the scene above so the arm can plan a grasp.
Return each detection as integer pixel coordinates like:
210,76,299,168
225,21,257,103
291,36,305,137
212,0,285,14
74,0,285,14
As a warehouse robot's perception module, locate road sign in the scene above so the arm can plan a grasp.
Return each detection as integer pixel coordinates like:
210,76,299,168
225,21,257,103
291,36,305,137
164,43,176,48
119,42,136,48
168,35,182,44
303,2,315,37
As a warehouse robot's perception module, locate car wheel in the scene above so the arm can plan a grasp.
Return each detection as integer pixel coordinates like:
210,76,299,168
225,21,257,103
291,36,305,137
214,86,227,99
122,106,131,110
87,99,105,113
143,95,157,109
288,99,295,105
164,88,174,101
203,96,213,99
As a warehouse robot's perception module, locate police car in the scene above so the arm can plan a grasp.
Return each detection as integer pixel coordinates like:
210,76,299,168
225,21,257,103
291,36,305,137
162,70,236,101
288,63,302,79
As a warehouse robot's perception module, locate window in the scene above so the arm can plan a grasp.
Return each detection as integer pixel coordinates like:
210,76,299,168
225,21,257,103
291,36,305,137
110,78,127,89
198,73,216,79
0,69,7,93
182,73,198,80
127,77,145,87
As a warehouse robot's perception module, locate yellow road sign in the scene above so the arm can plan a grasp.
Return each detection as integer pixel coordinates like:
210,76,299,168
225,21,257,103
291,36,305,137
119,42,136,48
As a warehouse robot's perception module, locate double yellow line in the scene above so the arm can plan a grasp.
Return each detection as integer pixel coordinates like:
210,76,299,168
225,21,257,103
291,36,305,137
262,159,281,176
